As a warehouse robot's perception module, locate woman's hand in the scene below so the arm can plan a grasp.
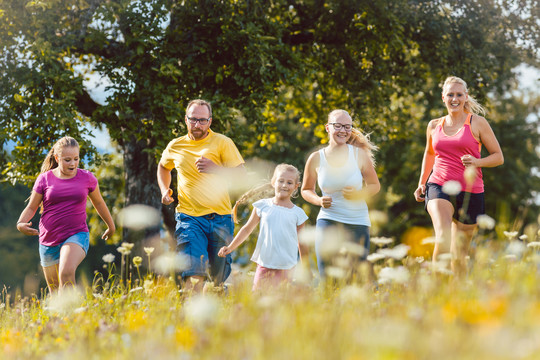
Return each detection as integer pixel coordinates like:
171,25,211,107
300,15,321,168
414,185,426,202
320,196,332,208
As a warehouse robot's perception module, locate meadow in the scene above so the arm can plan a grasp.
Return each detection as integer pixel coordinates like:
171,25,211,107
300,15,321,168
1,220,540,360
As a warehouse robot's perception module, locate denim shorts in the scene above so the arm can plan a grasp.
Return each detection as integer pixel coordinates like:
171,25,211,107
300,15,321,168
39,232,90,267
175,213,233,284
315,218,370,278
425,182,485,225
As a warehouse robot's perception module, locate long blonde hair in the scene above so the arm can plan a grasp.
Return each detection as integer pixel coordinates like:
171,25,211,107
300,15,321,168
40,136,80,174
328,109,378,166
232,164,301,223
442,76,486,116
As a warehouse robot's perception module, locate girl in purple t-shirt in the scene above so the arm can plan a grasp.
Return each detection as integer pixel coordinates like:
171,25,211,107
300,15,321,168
16,136,115,294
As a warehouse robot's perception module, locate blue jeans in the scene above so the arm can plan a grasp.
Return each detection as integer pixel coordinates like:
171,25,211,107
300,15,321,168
315,219,370,278
175,213,233,284
39,232,89,267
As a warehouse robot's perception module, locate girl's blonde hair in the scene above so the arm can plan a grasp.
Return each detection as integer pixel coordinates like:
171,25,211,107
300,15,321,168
40,136,79,174
328,109,378,166
232,163,301,223
442,76,486,116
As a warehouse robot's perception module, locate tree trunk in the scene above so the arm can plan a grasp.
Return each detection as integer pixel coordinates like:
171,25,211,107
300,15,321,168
122,136,176,242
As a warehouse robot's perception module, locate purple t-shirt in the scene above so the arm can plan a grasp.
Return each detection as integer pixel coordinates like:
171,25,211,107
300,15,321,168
33,169,98,246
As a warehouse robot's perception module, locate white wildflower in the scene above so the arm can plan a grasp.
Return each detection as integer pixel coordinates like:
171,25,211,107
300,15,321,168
506,240,526,257
377,244,410,260
326,266,346,279
378,266,410,284
117,246,130,256
129,287,143,293
519,234,528,241
477,214,496,230
370,237,393,247
155,252,189,275
298,225,317,247
183,294,220,328
464,166,477,186
144,247,155,255
121,242,135,250
339,285,366,304
442,180,461,196
503,231,519,240
117,204,161,230
421,237,441,245
102,253,115,263
526,242,540,249
367,253,387,263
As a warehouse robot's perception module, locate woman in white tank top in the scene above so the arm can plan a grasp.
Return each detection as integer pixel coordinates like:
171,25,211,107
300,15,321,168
302,110,380,279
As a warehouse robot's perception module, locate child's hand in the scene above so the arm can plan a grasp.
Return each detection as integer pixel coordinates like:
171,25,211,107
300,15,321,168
218,246,231,257
16,221,39,236
102,226,115,241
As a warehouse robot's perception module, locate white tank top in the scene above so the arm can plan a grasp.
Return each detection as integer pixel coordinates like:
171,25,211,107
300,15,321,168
317,144,371,226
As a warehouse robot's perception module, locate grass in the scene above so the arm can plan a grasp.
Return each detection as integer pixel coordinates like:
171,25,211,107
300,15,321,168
1,228,540,360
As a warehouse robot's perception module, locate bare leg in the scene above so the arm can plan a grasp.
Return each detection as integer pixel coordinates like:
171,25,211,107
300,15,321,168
427,199,454,265
451,221,477,277
58,243,86,289
42,265,60,294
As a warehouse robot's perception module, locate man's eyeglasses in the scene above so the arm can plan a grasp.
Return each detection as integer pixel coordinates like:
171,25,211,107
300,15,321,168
328,123,353,131
187,117,210,125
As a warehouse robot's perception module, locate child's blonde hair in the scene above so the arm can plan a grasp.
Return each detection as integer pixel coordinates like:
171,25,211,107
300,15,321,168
232,163,301,223
328,109,378,166
40,136,80,174
442,76,486,116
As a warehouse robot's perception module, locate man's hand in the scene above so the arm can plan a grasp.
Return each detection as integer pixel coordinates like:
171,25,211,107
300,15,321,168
161,188,174,205
195,156,219,173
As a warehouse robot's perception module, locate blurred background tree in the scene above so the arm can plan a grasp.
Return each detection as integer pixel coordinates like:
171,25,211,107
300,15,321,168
1,0,538,293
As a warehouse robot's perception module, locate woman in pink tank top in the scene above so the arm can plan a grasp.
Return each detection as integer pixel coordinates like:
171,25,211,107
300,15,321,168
414,76,504,277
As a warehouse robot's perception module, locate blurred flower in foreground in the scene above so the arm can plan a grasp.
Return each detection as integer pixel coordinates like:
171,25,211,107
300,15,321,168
144,247,155,256
519,234,528,241
526,242,540,249
339,285,366,304
102,253,115,263
421,237,441,245
370,237,393,247
503,231,518,240
378,266,410,284
464,166,477,186
506,241,526,257
117,204,161,230
477,214,496,230
367,253,386,263
377,244,410,260
442,180,461,196
45,287,83,314
155,252,189,275
298,225,317,247
183,294,220,329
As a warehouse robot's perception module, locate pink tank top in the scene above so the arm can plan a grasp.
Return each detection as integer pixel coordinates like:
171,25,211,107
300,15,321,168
429,114,484,193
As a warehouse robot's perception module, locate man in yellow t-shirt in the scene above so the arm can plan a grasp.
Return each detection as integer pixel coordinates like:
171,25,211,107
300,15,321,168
157,99,245,291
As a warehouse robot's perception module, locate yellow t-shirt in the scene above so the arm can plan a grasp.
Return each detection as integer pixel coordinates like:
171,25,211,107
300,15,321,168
160,129,244,216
